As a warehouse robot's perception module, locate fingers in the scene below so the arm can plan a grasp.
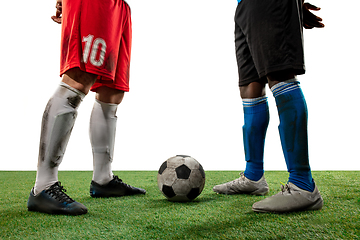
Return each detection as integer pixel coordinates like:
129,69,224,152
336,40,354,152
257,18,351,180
51,16,62,24
51,0,62,24
303,3,325,29
304,13,324,28
305,11,323,23
304,3,321,11
55,0,62,17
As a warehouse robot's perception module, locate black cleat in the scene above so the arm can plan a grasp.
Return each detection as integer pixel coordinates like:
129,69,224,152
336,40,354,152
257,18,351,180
90,175,146,198
27,182,87,215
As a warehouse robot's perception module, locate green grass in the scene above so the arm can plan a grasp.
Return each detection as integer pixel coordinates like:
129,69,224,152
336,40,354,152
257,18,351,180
0,171,359,239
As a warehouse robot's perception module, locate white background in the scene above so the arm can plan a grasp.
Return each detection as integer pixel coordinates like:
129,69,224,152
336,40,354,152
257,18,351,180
0,0,359,171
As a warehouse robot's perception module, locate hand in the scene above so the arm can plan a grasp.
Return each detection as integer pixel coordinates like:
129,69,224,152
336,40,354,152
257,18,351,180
303,3,324,29
51,0,62,24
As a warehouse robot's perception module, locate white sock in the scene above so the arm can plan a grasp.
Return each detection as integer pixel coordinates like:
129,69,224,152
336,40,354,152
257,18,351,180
34,83,85,195
90,99,118,185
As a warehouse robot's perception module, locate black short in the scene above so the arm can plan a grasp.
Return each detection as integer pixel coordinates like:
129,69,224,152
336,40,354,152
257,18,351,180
235,0,306,86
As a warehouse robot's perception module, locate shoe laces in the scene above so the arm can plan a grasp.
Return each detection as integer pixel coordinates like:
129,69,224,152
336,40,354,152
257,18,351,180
280,183,292,194
45,182,75,204
112,175,132,189
229,173,246,188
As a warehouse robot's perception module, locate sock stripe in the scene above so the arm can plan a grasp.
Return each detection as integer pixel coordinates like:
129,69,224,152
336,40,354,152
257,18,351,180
270,79,300,98
243,96,267,107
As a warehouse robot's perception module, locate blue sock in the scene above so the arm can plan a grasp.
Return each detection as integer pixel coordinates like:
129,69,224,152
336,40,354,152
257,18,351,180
271,80,315,192
242,96,269,181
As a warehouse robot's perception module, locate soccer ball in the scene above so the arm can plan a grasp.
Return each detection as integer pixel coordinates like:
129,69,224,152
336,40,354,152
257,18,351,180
157,155,206,202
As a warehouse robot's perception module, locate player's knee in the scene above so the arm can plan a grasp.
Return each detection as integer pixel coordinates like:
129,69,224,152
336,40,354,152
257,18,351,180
240,81,266,99
96,87,125,104
62,68,97,94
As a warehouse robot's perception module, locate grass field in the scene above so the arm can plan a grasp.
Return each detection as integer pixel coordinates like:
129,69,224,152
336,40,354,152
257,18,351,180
0,171,359,239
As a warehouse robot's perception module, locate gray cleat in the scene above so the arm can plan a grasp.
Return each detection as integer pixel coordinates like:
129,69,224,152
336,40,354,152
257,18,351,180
213,172,269,196
252,182,323,213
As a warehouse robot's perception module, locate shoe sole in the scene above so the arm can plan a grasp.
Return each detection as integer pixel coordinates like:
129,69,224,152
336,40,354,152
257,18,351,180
90,191,146,198
90,185,146,198
90,186,117,198
27,204,88,215
213,187,269,196
251,188,269,196
28,207,87,215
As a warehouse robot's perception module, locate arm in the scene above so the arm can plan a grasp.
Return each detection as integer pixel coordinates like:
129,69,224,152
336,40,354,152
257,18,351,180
51,0,62,24
303,2,325,29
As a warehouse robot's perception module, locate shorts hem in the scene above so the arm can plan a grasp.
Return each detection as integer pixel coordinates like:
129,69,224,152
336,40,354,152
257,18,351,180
258,65,305,79
60,65,130,92
60,64,115,81
239,65,305,86
239,77,266,87
90,84,129,93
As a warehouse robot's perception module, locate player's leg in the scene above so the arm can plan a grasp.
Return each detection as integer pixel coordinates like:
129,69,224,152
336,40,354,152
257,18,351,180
234,1,271,184
213,83,270,195
252,72,323,213
34,69,96,193
90,87,124,186
269,72,314,191
251,0,323,212
86,0,145,197
28,0,101,214
89,87,146,197
29,68,96,215
240,82,269,182
213,9,269,195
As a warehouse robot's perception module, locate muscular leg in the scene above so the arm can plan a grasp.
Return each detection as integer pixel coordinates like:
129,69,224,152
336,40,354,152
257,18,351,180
267,70,314,192
90,87,125,185
89,87,146,196
240,80,269,181
34,68,96,194
239,68,314,190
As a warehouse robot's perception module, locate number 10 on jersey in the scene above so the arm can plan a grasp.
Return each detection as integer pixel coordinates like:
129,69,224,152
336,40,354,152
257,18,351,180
82,34,107,67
